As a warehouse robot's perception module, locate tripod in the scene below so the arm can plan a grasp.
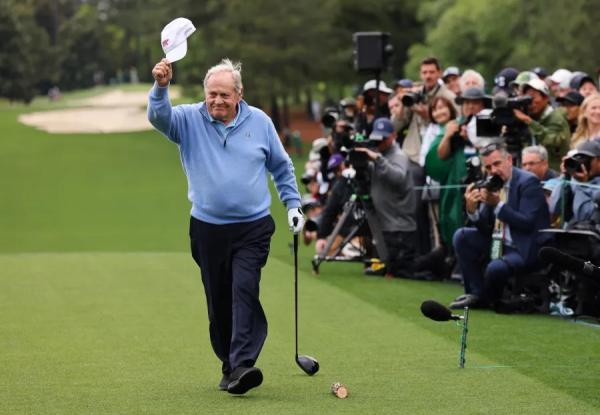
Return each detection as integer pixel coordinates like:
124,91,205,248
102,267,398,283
311,187,388,274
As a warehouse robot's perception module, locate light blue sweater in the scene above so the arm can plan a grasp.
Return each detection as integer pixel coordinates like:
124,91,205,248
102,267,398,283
148,84,301,224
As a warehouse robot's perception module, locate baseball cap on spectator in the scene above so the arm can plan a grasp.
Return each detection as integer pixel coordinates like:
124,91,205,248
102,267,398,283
556,91,585,106
574,139,600,158
549,69,572,88
161,17,196,63
369,118,395,141
442,66,461,80
522,78,550,96
569,73,596,90
531,67,548,79
362,79,393,94
327,153,345,171
395,79,413,89
493,67,519,94
340,97,356,107
308,137,328,161
455,87,490,105
510,71,539,89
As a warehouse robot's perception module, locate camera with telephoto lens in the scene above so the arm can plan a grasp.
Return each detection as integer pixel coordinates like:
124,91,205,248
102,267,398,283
321,107,341,129
564,154,592,176
463,156,484,185
401,90,425,107
301,170,316,185
473,174,504,192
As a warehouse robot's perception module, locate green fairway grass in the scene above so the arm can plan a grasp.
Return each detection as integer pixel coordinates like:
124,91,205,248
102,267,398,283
1,89,599,414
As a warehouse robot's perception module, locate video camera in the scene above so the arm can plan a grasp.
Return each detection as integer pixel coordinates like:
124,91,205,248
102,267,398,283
476,93,532,152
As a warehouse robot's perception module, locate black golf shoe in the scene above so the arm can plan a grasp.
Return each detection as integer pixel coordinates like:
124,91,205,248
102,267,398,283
218,373,231,391
227,366,263,395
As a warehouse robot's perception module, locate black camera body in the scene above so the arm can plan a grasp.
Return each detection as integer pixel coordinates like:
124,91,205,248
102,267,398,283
564,154,592,176
463,156,484,185
401,91,425,107
473,175,504,192
321,107,341,129
475,94,532,152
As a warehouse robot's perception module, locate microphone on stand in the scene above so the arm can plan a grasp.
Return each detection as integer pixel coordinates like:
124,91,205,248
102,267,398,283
420,300,470,368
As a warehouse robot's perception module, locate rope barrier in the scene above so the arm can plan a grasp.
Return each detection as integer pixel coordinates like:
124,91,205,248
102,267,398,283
413,178,600,191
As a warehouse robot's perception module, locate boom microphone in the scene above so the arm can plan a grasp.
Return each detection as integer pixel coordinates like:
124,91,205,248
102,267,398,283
539,246,600,280
420,300,464,322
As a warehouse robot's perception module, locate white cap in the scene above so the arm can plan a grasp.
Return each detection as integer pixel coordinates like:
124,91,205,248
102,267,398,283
161,18,196,63
522,78,550,96
550,69,572,88
362,79,393,94
308,137,328,161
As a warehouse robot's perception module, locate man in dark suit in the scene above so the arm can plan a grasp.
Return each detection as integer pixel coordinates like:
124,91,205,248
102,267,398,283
450,143,550,309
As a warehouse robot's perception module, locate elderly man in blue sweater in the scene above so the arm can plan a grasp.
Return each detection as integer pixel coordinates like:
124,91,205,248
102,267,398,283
148,58,304,395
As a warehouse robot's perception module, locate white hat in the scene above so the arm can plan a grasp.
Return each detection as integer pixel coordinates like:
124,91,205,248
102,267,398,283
362,79,393,94
308,137,328,161
522,78,550,96
550,69,572,88
161,18,196,63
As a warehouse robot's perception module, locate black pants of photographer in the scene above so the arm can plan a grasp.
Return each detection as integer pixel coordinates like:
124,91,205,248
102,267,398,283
409,161,431,256
382,230,417,278
189,215,275,377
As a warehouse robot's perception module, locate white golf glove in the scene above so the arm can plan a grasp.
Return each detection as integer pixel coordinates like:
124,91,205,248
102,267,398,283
288,208,305,234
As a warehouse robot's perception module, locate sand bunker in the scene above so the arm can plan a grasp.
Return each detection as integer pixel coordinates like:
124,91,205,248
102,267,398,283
18,88,181,134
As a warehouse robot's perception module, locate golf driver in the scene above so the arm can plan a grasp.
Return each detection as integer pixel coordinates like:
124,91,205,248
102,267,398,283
293,218,319,375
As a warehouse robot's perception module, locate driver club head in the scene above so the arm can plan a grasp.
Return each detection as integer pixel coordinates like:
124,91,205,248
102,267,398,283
296,354,319,376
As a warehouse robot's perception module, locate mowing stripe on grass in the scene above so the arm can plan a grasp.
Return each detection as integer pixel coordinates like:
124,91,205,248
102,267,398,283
1,252,598,414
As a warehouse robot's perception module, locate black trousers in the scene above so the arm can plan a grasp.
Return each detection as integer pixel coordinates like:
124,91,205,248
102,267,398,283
382,230,417,278
189,214,275,374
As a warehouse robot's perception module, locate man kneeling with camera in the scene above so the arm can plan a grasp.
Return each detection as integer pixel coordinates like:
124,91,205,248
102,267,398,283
450,143,551,309
354,118,417,278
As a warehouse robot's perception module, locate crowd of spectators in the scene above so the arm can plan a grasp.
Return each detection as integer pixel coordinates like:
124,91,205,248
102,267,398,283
300,57,600,316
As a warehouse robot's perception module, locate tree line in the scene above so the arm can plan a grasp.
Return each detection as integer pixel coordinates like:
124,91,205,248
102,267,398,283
1,0,597,106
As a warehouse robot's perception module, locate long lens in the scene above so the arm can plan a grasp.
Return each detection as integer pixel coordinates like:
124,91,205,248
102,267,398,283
401,93,416,107
321,112,339,129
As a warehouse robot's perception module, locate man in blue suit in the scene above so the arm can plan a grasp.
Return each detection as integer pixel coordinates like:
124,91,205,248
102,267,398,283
450,143,551,309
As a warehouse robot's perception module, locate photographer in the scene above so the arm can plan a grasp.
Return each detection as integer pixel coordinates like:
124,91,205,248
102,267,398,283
354,79,393,136
450,143,550,310
512,79,570,167
394,57,458,163
353,118,417,278
311,153,356,255
550,139,600,224
394,57,457,256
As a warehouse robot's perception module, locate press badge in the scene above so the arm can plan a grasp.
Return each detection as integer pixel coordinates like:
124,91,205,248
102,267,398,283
490,231,503,260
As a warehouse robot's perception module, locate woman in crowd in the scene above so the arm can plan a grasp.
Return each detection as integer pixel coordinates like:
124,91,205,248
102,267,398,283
417,96,463,277
571,93,600,148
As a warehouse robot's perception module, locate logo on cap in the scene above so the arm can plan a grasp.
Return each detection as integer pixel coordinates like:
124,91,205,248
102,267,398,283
162,39,170,47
